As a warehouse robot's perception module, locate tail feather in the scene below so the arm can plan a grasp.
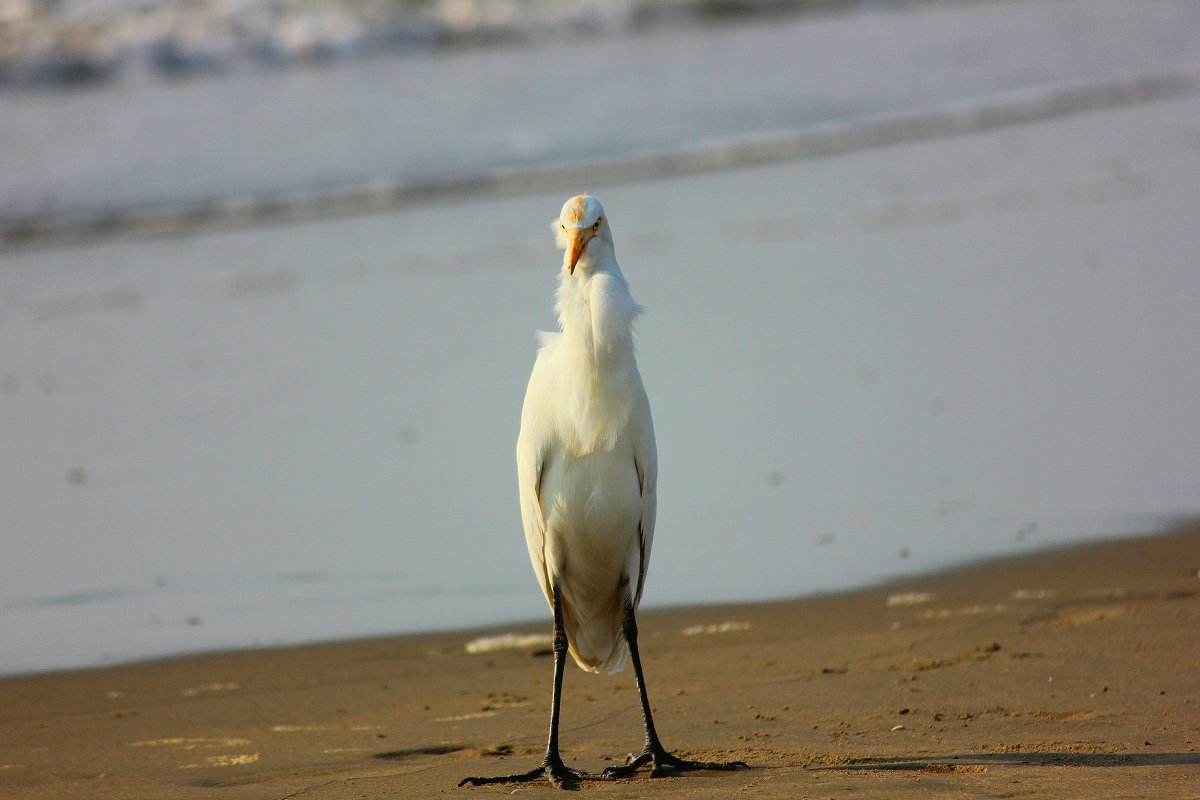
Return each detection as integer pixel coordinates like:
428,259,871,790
561,591,628,674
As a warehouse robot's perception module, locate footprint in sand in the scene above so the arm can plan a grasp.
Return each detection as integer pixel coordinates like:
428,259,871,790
270,725,326,733
435,711,497,722
128,738,259,770
180,682,239,697
129,738,250,750
180,753,260,769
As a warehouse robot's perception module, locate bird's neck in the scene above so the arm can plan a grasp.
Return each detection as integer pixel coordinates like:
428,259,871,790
554,263,639,369
551,265,641,455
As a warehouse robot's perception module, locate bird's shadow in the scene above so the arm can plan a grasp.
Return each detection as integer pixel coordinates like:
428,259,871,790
809,751,1200,770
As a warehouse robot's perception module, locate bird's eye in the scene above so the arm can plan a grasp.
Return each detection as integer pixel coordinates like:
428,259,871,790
593,218,602,230
560,223,566,230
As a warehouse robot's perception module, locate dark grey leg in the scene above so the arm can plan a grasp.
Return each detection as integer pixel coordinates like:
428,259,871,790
459,585,603,790
603,601,749,778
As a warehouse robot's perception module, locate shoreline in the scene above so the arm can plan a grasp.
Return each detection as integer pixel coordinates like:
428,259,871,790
0,521,1185,681
3,525,1197,798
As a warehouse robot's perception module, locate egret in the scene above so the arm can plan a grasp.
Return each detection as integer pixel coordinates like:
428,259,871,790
459,195,748,789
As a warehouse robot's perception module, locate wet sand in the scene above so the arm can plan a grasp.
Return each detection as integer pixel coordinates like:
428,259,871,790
2,526,1197,798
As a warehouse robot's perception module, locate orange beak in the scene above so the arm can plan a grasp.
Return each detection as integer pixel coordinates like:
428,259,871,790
565,228,596,274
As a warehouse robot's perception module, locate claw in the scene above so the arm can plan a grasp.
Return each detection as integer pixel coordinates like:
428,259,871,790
460,756,611,790
602,746,749,779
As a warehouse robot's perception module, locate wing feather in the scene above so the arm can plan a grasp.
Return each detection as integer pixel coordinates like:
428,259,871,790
517,334,558,610
631,387,657,609
517,436,551,607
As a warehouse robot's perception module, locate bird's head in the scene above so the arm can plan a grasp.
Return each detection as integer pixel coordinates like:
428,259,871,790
554,194,611,275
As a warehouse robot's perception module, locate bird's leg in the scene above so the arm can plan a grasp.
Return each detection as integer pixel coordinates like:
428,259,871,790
603,602,749,779
459,586,603,790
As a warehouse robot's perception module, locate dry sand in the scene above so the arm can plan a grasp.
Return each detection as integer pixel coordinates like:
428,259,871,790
2,527,1198,799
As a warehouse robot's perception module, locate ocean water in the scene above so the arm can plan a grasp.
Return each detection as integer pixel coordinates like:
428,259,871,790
4,0,1200,229
2,0,1199,676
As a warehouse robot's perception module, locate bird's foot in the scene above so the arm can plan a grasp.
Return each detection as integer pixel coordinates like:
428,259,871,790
602,744,749,779
459,753,605,790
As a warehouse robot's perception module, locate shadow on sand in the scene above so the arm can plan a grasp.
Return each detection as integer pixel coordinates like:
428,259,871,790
811,751,1200,770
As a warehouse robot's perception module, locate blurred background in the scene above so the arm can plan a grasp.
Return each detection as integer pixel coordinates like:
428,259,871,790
1,0,1199,675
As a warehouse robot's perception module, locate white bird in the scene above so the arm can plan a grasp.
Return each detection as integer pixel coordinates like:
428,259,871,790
460,195,747,789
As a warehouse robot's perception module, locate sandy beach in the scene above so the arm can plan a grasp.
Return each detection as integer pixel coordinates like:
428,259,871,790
1,526,1197,798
